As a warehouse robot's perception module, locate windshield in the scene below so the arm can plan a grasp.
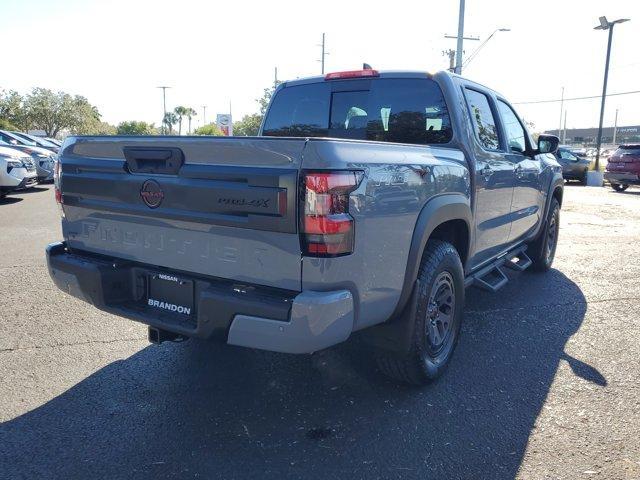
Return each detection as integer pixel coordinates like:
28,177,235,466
0,130,36,146
263,78,453,145
13,132,58,148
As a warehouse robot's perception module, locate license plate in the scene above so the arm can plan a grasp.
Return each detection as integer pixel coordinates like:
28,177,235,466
147,273,194,316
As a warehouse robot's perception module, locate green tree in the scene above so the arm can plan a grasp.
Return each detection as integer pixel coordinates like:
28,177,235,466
23,88,101,137
193,123,224,136
258,81,281,115
233,113,262,136
0,90,28,130
116,121,158,135
173,106,189,135
96,121,117,135
185,107,197,134
229,82,282,136
163,112,178,134
0,118,18,130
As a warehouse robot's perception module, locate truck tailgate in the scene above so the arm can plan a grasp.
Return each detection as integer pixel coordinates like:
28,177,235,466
59,136,305,291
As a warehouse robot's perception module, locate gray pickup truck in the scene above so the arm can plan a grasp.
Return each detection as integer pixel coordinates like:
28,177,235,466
46,69,563,384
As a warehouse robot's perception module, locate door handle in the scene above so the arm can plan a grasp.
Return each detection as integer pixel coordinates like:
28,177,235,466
481,164,493,178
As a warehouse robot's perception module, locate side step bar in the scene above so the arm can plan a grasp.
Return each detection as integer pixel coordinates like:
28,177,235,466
503,250,533,272
466,246,532,292
472,264,508,292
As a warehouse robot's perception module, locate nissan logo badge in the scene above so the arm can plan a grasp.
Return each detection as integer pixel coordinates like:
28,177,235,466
140,179,164,208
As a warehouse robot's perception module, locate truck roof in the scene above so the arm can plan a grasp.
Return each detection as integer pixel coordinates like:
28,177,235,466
282,69,505,100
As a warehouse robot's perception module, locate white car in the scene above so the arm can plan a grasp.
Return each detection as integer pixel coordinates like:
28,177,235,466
0,145,38,199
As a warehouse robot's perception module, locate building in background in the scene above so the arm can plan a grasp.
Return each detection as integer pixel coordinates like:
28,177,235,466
544,125,640,146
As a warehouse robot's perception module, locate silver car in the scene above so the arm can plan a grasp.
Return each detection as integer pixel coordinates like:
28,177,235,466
0,131,56,182
0,145,37,198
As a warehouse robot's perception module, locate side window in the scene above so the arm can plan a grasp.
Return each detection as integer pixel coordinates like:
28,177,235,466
497,100,527,154
464,89,500,150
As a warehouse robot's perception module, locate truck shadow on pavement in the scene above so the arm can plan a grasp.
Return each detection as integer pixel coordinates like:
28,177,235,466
1,269,603,479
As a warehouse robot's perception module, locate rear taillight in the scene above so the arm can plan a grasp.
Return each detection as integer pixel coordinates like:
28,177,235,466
53,159,64,217
301,171,363,257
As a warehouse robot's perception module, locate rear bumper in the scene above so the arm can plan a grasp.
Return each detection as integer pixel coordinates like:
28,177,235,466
605,172,640,185
46,242,354,353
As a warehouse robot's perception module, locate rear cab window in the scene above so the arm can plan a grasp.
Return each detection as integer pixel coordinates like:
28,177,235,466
263,78,453,145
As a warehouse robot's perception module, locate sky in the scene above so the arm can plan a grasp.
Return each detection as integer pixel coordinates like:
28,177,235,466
2,0,639,132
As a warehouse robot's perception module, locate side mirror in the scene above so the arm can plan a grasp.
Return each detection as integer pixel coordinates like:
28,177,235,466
537,134,559,154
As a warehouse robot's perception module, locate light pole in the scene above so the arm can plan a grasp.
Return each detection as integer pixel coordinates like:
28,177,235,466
462,28,510,68
202,105,207,126
317,33,329,74
593,16,629,174
157,86,171,134
454,0,465,74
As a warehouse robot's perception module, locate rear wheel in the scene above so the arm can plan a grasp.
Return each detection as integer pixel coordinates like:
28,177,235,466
580,171,588,186
612,184,629,192
376,240,464,385
527,198,560,272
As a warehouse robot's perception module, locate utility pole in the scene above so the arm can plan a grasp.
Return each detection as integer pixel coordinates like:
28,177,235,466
443,49,456,72
562,110,567,144
274,67,278,90
157,86,171,134
455,0,465,74
612,108,619,145
594,16,630,173
558,87,564,138
202,105,207,126
318,33,328,74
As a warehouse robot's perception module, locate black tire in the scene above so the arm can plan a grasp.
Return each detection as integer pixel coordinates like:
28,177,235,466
580,171,588,186
527,198,560,272
612,184,629,192
376,240,465,385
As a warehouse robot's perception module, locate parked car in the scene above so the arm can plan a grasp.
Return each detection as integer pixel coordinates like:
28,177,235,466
554,147,590,184
570,148,588,159
0,145,37,199
45,137,63,147
9,131,60,153
46,69,563,385
605,144,640,192
0,131,56,182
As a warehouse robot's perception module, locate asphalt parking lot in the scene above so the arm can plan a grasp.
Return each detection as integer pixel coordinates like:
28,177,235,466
1,183,639,480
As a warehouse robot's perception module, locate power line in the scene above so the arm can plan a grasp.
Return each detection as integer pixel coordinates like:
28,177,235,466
514,89,640,105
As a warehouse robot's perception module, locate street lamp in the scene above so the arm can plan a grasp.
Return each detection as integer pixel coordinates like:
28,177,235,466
593,16,630,176
462,28,510,68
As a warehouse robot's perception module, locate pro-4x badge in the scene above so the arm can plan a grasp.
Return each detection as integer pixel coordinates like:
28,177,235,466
140,179,164,208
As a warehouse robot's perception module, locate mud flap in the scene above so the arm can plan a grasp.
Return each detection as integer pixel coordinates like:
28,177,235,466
361,279,422,355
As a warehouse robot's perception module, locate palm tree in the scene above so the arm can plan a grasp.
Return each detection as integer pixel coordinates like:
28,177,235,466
186,107,197,134
163,112,178,134
174,106,189,135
